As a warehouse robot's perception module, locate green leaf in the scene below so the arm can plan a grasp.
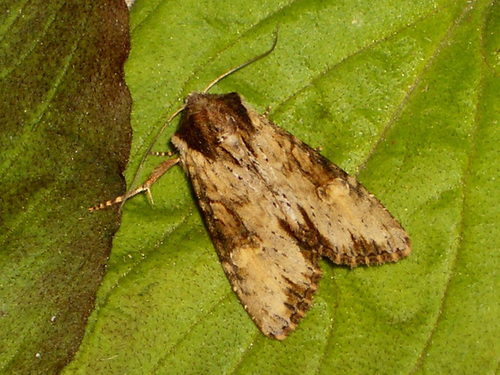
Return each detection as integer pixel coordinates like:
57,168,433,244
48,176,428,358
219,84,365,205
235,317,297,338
7,0,496,373
0,1,130,373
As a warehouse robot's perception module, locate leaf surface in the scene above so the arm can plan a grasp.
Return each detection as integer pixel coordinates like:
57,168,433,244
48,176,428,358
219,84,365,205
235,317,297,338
13,0,496,373
0,1,130,373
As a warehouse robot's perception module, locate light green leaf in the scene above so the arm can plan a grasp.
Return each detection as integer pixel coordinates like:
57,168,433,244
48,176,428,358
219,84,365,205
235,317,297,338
63,0,500,373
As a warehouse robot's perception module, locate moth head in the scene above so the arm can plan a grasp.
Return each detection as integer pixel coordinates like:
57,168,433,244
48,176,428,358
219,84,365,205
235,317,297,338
175,92,255,159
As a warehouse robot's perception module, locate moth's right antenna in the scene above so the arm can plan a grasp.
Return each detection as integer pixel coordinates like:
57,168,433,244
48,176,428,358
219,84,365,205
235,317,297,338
202,27,279,94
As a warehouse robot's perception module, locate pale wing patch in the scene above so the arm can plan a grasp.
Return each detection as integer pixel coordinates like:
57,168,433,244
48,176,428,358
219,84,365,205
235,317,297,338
223,242,319,339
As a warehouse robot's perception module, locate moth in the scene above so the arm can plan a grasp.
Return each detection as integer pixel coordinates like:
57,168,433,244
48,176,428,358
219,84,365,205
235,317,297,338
90,36,411,340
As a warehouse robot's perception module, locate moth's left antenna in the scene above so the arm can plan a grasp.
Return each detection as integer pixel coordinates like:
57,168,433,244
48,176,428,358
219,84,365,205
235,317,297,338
126,27,279,204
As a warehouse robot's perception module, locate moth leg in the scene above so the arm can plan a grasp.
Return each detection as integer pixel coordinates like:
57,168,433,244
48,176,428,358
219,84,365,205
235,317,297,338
89,157,180,212
262,105,272,117
149,151,176,157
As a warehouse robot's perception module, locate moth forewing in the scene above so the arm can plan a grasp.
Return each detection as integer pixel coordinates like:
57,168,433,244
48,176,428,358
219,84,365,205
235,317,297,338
170,92,411,339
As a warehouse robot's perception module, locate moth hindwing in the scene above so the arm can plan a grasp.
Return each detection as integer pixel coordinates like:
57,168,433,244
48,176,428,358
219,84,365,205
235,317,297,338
168,92,411,340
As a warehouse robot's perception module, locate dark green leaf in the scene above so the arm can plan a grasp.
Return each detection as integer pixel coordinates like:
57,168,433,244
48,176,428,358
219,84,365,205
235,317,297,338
0,1,130,373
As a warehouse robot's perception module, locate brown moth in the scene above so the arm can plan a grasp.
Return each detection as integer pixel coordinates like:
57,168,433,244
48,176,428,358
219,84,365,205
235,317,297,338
90,37,411,340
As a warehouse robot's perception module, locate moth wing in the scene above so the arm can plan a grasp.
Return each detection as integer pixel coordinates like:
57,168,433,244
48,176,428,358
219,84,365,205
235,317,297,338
261,121,412,268
235,101,411,268
173,154,323,339
217,213,322,340
171,93,410,339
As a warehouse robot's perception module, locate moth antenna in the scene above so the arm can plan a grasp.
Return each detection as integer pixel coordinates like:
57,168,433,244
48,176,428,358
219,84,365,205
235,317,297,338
126,27,278,204
126,105,185,203
202,27,279,94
